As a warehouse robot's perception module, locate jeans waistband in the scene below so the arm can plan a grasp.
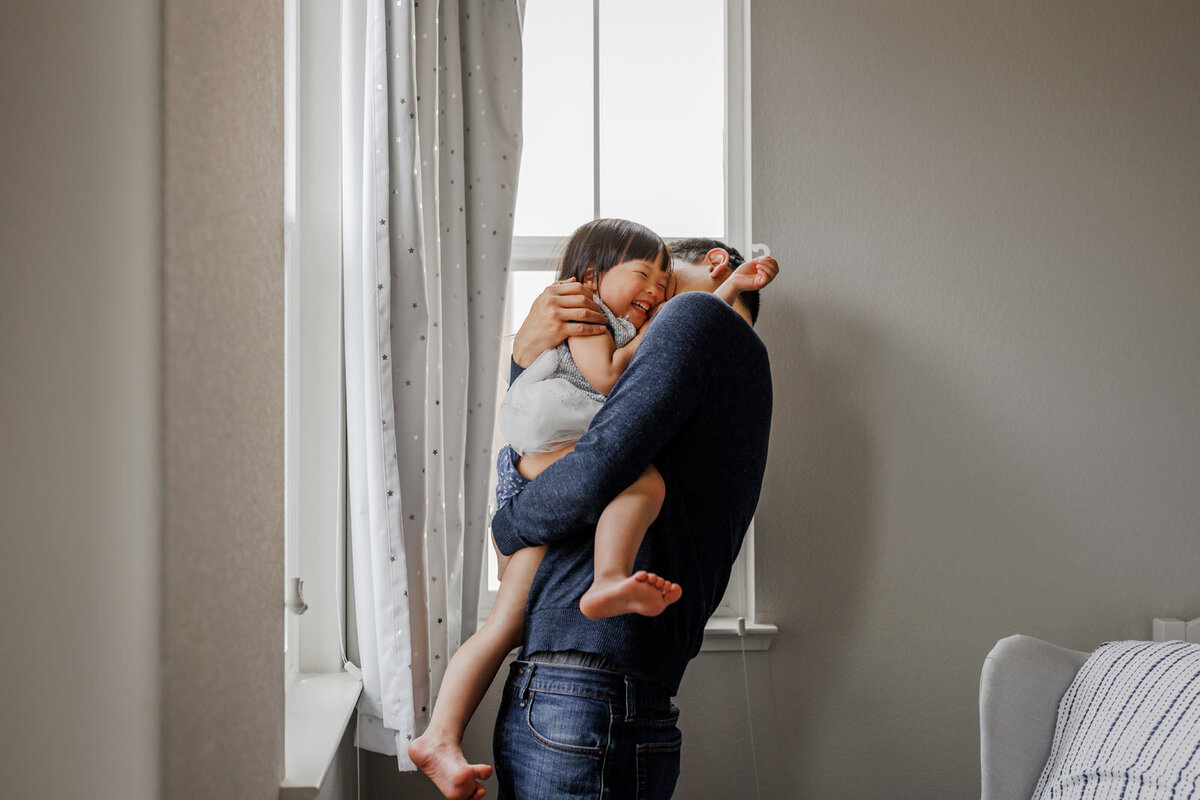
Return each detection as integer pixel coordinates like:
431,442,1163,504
507,659,675,720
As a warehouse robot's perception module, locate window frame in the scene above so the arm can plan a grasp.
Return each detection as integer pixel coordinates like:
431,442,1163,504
481,0,775,649
282,1,368,791
284,0,300,688
284,0,353,688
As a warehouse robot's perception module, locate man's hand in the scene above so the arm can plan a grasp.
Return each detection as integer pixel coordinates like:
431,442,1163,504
512,278,608,368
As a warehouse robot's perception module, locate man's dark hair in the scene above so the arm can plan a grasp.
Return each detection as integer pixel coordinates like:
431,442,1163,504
668,238,760,324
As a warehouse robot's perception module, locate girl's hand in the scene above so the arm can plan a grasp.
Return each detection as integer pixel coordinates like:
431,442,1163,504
512,278,608,367
726,256,779,293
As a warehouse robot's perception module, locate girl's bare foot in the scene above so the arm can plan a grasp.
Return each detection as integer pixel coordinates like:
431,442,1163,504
408,733,492,800
579,570,683,619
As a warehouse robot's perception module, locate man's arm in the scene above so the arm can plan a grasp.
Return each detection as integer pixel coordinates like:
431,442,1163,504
491,292,736,555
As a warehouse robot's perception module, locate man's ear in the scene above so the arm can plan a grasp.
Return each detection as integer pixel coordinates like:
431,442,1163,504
705,248,731,281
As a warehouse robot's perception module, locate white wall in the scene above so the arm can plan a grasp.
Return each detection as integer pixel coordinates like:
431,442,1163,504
369,2,1200,798
0,3,161,798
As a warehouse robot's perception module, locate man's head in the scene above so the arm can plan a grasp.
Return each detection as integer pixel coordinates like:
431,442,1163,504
668,238,760,324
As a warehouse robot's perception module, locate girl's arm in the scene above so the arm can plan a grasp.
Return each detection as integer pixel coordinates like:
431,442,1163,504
714,256,779,307
566,325,648,396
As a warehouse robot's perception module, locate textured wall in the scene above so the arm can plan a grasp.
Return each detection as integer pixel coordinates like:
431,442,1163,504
744,1,1200,797
161,2,286,798
0,3,161,799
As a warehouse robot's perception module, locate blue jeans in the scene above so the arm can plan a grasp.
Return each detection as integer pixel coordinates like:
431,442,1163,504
493,660,682,800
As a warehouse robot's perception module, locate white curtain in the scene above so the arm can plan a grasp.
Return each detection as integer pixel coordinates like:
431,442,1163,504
342,0,523,766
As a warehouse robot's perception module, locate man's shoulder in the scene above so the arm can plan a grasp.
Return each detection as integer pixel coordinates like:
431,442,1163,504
653,291,766,352
659,289,732,319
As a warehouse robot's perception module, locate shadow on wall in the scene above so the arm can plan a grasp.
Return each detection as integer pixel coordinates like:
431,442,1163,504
755,295,879,775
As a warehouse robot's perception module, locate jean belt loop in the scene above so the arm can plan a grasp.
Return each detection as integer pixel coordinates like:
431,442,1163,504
624,675,636,722
517,662,536,706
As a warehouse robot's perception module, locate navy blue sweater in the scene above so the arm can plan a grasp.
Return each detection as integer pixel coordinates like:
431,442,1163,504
490,292,772,694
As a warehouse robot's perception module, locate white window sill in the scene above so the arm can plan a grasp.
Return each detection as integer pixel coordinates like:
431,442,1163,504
701,618,777,652
281,671,363,800
477,602,776,654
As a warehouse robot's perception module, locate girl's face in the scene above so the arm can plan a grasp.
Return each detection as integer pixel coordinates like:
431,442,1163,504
588,254,669,330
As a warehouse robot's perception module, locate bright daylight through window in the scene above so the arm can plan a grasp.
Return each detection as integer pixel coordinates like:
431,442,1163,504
513,0,726,238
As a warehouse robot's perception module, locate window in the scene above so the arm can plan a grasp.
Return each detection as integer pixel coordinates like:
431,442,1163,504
285,0,351,685
482,0,772,647
514,0,732,239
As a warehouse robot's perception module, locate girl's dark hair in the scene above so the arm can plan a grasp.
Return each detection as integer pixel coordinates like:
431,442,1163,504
557,218,671,285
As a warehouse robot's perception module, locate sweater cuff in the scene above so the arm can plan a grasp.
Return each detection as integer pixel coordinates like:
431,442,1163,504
490,505,523,556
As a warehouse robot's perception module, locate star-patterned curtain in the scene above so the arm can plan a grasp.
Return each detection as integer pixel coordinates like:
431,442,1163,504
341,0,522,766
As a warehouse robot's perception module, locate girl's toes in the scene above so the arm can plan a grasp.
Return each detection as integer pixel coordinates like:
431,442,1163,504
664,582,683,604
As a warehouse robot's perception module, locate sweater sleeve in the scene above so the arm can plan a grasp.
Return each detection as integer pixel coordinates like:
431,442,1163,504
490,292,731,555
509,357,523,385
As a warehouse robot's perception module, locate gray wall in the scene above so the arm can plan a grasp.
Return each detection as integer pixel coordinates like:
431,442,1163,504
161,2,286,798
0,3,162,799
368,2,1200,798
747,1,1198,797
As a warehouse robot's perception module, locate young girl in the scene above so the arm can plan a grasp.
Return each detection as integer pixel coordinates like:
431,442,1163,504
497,218,686,620
410,220,777,799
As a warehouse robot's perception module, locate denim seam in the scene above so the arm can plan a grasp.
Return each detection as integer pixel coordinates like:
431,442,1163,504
528,688,672,713
625,716,679,728
524,657,657,681
635,736,682,753
600,705,613,800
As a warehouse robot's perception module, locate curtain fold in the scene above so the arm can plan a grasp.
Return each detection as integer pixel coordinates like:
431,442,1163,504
342,0,523,767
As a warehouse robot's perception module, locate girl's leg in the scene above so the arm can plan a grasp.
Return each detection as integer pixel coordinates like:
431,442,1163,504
515,442,575,481
492,442,572,581
409,544,546,800
579,464,682,619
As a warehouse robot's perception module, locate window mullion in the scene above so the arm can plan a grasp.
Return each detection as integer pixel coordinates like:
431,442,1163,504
592,0,600,219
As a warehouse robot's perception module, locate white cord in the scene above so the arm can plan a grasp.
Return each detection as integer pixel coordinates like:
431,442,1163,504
336,44,362,681
336,368,362,679
738,617,763,800
335,351,348,667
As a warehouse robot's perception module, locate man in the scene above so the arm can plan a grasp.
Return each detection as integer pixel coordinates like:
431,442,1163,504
490,239,775,799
